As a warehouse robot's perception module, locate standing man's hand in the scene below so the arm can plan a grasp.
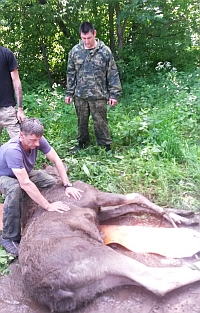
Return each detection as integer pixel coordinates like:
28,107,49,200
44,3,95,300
17,108,26,123
65,97,73,105
109,98,118,107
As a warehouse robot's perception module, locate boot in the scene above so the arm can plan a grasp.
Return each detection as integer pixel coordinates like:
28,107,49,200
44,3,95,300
100,144,111,152
71,142,87,154
105,144,111,152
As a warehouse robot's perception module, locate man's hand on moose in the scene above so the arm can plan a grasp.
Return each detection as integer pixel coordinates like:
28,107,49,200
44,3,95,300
65,187,84,200
46,201,70,213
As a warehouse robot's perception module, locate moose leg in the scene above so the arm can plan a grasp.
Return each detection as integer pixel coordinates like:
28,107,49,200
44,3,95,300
31,244,200,312
59,247,200,312
95,191,196,226
74,247,200,299
70,181,196,226
99,203,197,226
113,254,200,297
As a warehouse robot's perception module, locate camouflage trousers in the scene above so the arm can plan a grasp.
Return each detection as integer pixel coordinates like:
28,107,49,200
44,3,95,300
0,106,20,140
74,97,112,146
0,170,56,241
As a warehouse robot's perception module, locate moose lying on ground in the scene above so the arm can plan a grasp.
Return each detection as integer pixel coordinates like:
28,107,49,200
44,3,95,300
19,173,200,313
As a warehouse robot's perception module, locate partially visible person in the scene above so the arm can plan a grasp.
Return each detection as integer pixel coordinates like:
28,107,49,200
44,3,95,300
0,118,83,256
0,45,26,139
65,22,122,154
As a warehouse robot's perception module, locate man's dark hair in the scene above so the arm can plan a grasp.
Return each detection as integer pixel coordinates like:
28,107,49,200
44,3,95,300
20,118,44,136
79,22,95,35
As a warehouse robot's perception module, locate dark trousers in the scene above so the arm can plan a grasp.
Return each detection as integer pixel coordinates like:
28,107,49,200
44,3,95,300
0,170,56,241
74,97,112,146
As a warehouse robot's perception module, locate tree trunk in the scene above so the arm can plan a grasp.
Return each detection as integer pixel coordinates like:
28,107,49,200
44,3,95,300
108,3,116,56
41,41,53,89
115,2,124,51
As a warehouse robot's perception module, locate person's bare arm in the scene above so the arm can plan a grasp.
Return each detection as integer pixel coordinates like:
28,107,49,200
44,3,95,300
45,148,83,200
10,69,26,122
12,167,70,213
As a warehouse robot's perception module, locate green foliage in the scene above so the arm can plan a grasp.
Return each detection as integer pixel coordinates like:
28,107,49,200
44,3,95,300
119,0,200,73
0,248,14,275
2,67,198,211
0,0,199,83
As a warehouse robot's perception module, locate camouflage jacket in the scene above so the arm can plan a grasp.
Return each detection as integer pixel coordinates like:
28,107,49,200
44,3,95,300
66,39,122,100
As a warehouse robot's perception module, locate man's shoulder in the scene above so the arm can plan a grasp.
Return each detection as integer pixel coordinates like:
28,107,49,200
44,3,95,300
0,45,17,72
0,138,21,162
97,41,113,58
0,46,9,53
70,42,83,54
0,46,14,58
39,136,51,154
5,137,21,152
98,41,111,52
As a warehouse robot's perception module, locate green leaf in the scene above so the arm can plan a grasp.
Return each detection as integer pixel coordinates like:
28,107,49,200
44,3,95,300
82,164,90,176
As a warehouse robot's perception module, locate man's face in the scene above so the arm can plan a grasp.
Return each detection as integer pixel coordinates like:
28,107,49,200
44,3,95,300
80,30,97,49
20,132,41,150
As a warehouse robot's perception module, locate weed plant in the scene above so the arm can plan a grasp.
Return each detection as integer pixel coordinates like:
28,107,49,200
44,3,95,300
0,249,14,274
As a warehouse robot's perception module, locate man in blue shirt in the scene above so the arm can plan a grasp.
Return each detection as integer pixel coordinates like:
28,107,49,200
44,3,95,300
0,118,83,256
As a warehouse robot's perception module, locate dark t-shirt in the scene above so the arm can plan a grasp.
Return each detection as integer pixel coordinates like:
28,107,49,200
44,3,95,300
0,46,18,107
0,136,51,177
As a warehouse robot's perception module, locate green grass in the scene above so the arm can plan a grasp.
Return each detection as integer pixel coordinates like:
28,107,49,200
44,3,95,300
1,68,200,271
14,69,200,206
1,67,200,272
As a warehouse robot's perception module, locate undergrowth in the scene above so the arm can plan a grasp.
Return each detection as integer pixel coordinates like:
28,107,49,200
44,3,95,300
0,68,199,210
1,68,199,209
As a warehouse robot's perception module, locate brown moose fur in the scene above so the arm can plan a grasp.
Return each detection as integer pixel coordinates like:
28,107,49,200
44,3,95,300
18,175,200,313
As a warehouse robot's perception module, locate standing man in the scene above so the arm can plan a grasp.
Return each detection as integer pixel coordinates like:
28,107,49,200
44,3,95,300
0,45,26,139
65,22,122,154
0,118,83,256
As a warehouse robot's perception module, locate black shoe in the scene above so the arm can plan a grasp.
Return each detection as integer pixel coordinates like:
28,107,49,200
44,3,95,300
0,235,19,256
71,142,86,155
104,145,111,152
100,145,111,152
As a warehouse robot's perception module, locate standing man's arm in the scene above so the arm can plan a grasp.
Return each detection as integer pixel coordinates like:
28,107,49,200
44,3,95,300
65,50,76,105
11,69,26,123
107,54,122,107
45,147,83,200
